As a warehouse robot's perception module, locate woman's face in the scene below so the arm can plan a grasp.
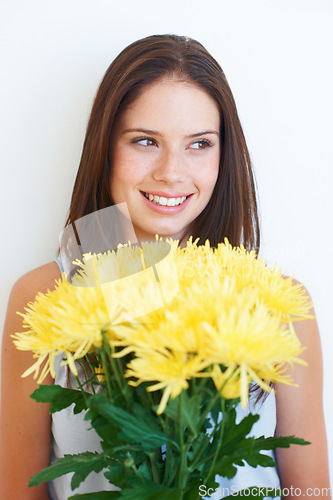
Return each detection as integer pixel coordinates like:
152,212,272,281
110,78,221,242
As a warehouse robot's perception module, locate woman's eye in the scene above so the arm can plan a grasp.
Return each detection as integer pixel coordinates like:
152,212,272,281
132,137,157,147
190,140,213,150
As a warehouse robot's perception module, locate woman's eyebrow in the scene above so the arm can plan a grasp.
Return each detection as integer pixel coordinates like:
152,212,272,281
186,130,220,138
122,128,220,137
122,128,162,136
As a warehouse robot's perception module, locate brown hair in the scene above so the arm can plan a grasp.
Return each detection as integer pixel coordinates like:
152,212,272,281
64,34,260,252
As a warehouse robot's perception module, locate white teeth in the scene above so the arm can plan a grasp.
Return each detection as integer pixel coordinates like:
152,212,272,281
143,192,188,206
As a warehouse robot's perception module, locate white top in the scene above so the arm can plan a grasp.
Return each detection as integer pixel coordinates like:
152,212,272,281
206,393,281,499
48,355,120,499
48,256,281,499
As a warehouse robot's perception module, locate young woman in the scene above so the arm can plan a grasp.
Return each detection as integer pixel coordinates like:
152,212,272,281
0,34,330,499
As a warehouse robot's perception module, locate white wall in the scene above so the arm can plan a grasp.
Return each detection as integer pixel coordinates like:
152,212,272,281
1,0,332,485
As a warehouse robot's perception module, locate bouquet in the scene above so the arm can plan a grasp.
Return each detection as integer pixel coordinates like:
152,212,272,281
13,237,312,499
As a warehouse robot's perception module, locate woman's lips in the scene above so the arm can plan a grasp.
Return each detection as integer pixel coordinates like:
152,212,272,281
139,190,194,214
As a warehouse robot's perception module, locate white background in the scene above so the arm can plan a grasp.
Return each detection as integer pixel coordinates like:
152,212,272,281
1,0,332,486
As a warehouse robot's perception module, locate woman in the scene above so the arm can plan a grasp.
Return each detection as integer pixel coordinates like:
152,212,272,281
0,34,330,499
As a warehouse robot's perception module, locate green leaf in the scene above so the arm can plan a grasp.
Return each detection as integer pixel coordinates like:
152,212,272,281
204,407,310,480
205,432,308,481
86,394,177,451
208,456,238,479
137,459,152,480
29,452,108,489
87,412,120,449
206,438,276,480
163,444,181,485
245,447,276,469
200,410,260,479
163,392,202,436
69,493,122,499
187,432,207,464
121,477,183,500
221,411,259,450
31,384,88,414
202,424,276,479
253,435,310,450
103,463,128,489
183,477,207,499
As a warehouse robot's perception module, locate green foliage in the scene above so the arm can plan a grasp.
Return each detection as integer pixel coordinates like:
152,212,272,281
253,435,310,450
163,391,202,437
29,374,309,499
199,407,309,482
31,384,88,414
103,463,127,488
183,477,206,500
29,452,109,489
120,477,183,499
85,394,178,451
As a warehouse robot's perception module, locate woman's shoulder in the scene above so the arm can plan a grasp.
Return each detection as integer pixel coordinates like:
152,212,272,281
10,260,62,300
281,274,313,306
3,260,62,350
1,260,62,393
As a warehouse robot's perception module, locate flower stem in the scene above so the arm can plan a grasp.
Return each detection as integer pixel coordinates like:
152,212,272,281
197,390,222,430
148,452,159,483
80,356,96,394
74,375,88,401
100,330,130,404
188,381,229,474
203,398,226,485
177,391,187,493
99,350,113,400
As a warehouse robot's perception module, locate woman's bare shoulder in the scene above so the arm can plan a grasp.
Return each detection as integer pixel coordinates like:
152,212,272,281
2,260,62,358
10,260,62,301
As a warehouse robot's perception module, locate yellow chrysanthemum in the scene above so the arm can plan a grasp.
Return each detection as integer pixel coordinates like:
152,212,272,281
126,350,208,414
116,272,306,408
174,238,313,321
210,364,252,400
13,237,311,410
12,239,178,383
12,277,116,382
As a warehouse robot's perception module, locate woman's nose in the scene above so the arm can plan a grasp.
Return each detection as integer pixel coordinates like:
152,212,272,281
152,150,186,183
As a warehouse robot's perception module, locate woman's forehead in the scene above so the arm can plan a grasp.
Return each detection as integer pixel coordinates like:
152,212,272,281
117,79,220,134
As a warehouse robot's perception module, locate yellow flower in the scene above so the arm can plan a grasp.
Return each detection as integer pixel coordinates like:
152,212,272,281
94,365,106,382
126,350,208,414
12,277,115,382
175,238,313,321
13,237,311,409
12,239,178,382
210,364,251,400
118,271,306,408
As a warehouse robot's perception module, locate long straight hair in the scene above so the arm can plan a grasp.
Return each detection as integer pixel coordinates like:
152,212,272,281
65,34,260,252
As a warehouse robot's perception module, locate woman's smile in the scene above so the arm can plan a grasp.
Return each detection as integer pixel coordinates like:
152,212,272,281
139,190,194,214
